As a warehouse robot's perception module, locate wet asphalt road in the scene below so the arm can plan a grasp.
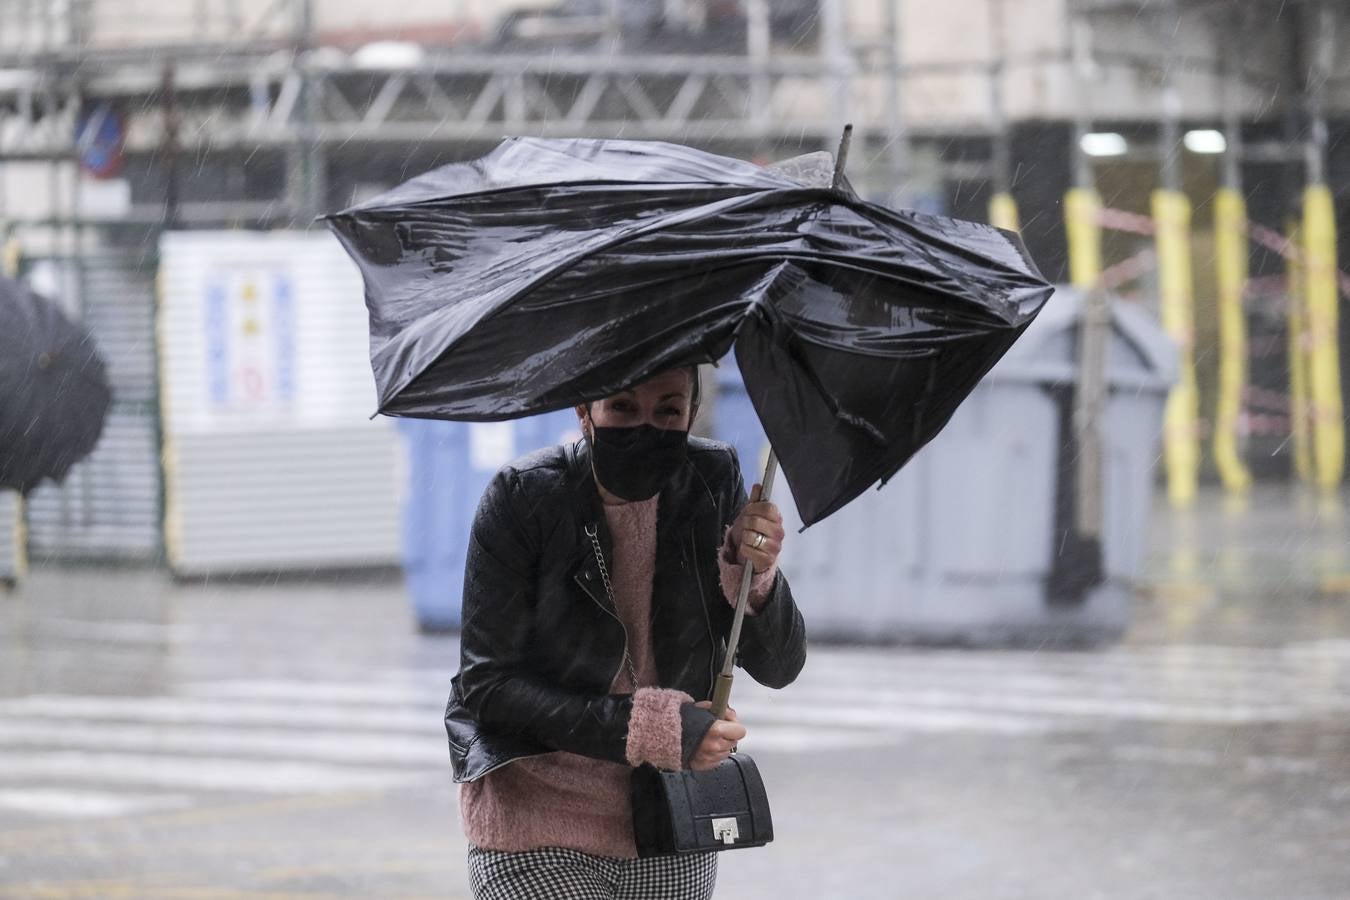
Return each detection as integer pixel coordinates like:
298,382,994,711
3,485,1350,899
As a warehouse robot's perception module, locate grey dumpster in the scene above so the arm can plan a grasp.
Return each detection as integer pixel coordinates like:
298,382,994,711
777,288,1177,645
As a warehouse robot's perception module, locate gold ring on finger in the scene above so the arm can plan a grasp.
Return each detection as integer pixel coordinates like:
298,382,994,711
752,531,765,549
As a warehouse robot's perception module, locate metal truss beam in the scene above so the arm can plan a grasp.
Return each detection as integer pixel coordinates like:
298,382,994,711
2,53,890,157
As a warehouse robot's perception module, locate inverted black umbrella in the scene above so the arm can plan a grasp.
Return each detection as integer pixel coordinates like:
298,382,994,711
326,133,1053,529
0,277,112,494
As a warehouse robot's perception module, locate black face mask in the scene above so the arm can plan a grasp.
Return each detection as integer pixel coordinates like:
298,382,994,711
587,423,689,501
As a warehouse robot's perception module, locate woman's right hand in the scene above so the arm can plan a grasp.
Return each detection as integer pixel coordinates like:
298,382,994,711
690,700,747,771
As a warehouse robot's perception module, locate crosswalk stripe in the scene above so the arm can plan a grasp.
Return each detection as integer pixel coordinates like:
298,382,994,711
737,702,1056,734
179,680,1018,739
0,752,426,794
0,722,447,767
187,664,1350,710
181,679,445,705
0,696,436,733
735,683,1305,725
25,618,207,645
211,641,1350,699
200,669,1307,731
808,649,1349,683
0,697,920,761
0,692,1066,764
0,789,195,818
753,667,1350,711
402,640,1350,689
736,725,898,752
0,686,1061,734
8,660,1336,740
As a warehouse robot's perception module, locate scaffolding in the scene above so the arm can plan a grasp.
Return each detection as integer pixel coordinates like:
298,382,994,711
1,0,1038,229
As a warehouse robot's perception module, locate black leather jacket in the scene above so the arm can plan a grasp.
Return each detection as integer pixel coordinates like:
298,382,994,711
445,436,808,783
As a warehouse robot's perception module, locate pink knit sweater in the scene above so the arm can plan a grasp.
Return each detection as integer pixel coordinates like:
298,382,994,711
458,495,777,858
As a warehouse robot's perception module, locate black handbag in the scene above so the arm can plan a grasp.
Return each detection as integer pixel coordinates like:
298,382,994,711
631,756,774,856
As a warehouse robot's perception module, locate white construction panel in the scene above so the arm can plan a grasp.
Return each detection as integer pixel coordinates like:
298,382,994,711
0,492,20,584
158,231,399,576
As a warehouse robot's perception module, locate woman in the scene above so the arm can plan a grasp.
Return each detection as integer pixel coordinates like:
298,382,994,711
444,365,808,899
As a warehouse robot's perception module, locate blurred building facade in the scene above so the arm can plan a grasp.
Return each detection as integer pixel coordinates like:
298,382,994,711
4,2,1347,246
1,0,1347,566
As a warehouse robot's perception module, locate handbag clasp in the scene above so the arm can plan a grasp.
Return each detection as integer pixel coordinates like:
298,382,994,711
711,817,740,845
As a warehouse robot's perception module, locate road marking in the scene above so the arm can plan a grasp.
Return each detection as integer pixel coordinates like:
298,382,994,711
25,618,207,645
735,725,898,752
1056,742,1323,776
189,661,1350,709
0,752,426,794
181,679,443,705
5,631,1350,826
0,696,437,732
407,638,1350,686
738,682,1319,724
809,647,1350,682
0,789,194,818
745,680,1323,728
0,721,446,766
764,663,1350,711
0,791,376,849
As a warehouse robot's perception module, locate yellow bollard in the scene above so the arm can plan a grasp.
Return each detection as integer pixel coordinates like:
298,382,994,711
1152,189,1200,509
1287,221,1313,484
1303,184,1343,491
1212,188,1252,493
1064,188,1102,290
1,239,20,279
989,191,1021,234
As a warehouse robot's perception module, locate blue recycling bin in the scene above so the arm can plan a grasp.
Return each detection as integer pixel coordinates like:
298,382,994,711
713,362,771,489
399,411,581,632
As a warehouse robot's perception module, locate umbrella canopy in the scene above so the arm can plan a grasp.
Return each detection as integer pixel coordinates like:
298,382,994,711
326,137,1053,526
0,278,112,494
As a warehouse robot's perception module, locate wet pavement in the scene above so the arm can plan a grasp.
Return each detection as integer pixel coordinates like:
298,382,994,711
3,484,1350,899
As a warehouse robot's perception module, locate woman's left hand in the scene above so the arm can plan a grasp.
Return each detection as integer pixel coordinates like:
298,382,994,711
729,483,785,574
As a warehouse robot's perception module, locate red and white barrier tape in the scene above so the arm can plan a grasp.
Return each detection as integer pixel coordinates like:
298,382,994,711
1088,207,1350,300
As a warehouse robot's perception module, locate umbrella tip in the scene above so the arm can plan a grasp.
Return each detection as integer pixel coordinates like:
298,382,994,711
832,125,853,190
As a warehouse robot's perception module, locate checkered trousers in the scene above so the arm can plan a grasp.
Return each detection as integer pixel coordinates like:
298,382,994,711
467,844,718,900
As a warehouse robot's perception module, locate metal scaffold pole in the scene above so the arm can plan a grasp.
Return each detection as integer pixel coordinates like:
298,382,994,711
883,0,910,210
1064,0,1107,588
287,0,327,226
1288,212,1313,484
1064,0,1101,292
1152,0,1201,510
745,0,771,135
820,0,854,159
1301,0,1343,493
987,0,1019,232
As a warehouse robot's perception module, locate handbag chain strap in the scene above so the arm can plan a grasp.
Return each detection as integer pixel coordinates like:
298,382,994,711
585,523,640,694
